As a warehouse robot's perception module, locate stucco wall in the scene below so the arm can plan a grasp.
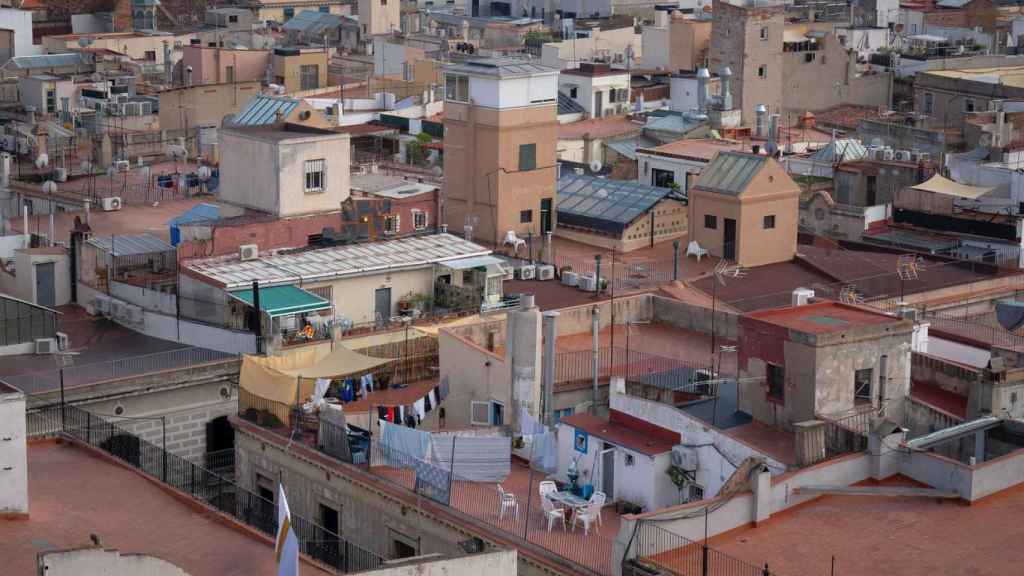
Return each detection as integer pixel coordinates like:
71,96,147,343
0,388,27,515
38,548,189,576
366,550,517,576
438,329,510,430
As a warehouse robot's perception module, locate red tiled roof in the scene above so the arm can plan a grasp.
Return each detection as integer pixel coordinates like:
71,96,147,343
911,380,968,418
561,410,678,456
557,116,643,140
747,300,905,334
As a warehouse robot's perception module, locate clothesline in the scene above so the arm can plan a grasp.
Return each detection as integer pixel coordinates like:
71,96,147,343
376,377,450,427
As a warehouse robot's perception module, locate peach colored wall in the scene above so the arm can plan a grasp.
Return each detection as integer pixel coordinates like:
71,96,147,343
671,18,711,73
182,46,269,86
444,102,557,246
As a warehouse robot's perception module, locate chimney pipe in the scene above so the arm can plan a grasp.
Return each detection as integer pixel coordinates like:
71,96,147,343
696,67,710,113
878,354,888,413
719,66,733,110
542,311,559,426
48,211,54,246
23,205,28,239
186,65,193,87
755,104,768,138
163,40,172,85
591,305,600,414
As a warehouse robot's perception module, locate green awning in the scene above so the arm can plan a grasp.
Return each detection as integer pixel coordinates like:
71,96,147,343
227,285,331,318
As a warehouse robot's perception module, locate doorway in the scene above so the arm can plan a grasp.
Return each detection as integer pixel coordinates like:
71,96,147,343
374,287,391,326
540,198,552,235
601,443,615,499
35,261,55,307
723,218,737,261
866,175,877,206
319,503,342,566
594,91,604,118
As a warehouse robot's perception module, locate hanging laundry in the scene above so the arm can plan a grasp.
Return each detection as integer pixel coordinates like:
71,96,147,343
519,406,544,435
413,398,426,422
428,387,439,410
439,376,450,400
378,406,388,422
380,420,430,465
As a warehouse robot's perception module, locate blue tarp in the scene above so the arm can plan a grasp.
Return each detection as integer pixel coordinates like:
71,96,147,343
167,203,220,246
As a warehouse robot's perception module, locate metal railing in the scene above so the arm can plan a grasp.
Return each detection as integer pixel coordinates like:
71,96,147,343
2,347,237,394
27,404,384,573
820,408,873,459
204,448,236,481
626,522,780,576
555,347,715,390
548,254,679,293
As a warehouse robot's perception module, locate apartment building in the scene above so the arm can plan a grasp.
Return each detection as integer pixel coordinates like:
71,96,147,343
180,45,270,86
272,47,328,93
442,58,560,246
709,0,785,127
558,63,631,119
358,0,401,37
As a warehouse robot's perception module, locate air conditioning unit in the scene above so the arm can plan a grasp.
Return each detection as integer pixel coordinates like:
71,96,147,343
537,264,555,281
56,331,69,351
110,299,126,320
115,160,130,172
93,294,111,315
500,263,514,281
670,445,698,471
53,167,67,182
239,243,259,261
895,150,912,162
918,152,931,162
881,149,895,161
125,304,143,324
561,270,578,287
516,264,536,280
101,196,122,211
578,273,597,292
35,338,57,354
871,148,886,161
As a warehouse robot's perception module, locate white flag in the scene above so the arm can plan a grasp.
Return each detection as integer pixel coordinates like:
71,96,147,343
276,483,300,576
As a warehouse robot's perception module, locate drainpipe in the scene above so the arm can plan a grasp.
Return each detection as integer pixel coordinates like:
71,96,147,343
594,253,602,296
542,310,559,426
673,239,681,281
252,280,262,354
591,305,599,415
878,354,888,414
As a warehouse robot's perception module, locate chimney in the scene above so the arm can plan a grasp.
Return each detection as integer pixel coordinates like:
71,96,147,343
163,40,172,85
792,287,814,306
769,113,780,143
186,65,193,86
507,293,542,430
542,310,559,426
696,67,710,113
755,104,767,138
719,66,733,110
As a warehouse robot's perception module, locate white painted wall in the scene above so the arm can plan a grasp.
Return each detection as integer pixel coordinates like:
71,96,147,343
468,73,559,110
927,335,991,368
559,71,630,118
39,548,189,576
636,152,705,192
110,281,177,315
0,9,39,58
0,387,27,515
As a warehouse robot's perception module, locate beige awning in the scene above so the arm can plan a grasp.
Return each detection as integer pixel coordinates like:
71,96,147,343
275,344,391,379
911,174,994,200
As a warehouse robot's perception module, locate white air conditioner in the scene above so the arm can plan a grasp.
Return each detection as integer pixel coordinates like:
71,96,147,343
101,196,122,211
56,331,69,351
792,287,814,306
115,160,130,172
35,338,57,354
918,152,931,162
561,270,578,287
882,149,895,161
125,304,143,324
110,300,126,320
895,150,912,162
537,264,555,281
578,273,597,292
93,294,111,315
671,445,698,471
239,243,259,261
53,167,67,182
516,264,536,280
500,263,514,281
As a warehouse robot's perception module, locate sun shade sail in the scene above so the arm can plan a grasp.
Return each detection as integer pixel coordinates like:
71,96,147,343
228,285,331,317
911,174,993,200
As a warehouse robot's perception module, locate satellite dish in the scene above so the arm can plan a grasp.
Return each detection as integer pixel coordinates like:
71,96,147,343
589,159,603,173
35,154,49,169
41,180,57,194
996,300,1024,332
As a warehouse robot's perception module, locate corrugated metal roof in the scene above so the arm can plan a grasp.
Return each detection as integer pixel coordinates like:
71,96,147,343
6,53,90,70
186,233,492,289
694,152,766,197
557,174,674,234
282,10,343,34
809,139,867,163
558,91,585,116
444,57,557,78
86,234,174,257
644,113,705,135
606,136,659,161
231,94,299,126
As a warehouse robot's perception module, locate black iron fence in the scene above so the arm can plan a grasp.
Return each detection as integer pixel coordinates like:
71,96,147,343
549,253,679,293
626,521,780,576
821,409,873,459
556,346,715,390
27,404,384,573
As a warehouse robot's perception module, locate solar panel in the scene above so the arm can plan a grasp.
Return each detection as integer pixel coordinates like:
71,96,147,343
556,175,674,234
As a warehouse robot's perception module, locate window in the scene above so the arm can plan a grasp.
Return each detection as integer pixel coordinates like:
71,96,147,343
229,14,239,22
688,483,704,502
304,159,325,193
299,64,319,90
520,209,533,223
652,168,674,188
964,98,976,113
226,65,235,83
412,210,427,230
384,215,399,235
45,89,55,114
805,52,816,63
854,368,873,402
445,74,469,102
519,143,537,171
767,363,785,401
554,407,574,423
624,453,635,466
760,27,768,40
763,215,776,229
570,86,578,99
491,401,504,426
283,6,295,19
144,50,156,61
704,214,717,229
609,89,617,103
758,65,767,79
923,92,934,115
470,400,504,425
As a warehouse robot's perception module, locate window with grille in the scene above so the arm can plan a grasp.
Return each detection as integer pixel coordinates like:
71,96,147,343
688,483,704,502
304,159,325,193
520,209,533,223
471,401,490,425
300,64,319,90
306,285,333,303
445,74,469,102
412,210,427,230
854,368,873,402
764,215,776,229
704,214,717,229
384,215,400,234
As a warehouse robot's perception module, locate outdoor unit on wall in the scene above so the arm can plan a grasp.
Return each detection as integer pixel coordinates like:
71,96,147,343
516,264,536,280
578,273,597,292
792,287,814,306
239,244,258,261
125,304,143,324
115,160,130,172
537,264,555,281
56,332,69,351
35,338,57,354
101,196,122,211
93,294,110,315
671,445,698,472
562,270,579,287
895,150,912,162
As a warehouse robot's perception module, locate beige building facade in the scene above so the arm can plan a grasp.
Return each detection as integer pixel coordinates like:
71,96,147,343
159,81,261,131
709,0,784,126
357,0,401,37
442,58,560,246
272,48,328,93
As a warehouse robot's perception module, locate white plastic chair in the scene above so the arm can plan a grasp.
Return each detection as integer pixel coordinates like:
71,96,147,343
541,493,566,532
589,491,607,526
539,480,557,500
503,230,526,254
497,484,518,520
686,240,708,262
572,499,602,535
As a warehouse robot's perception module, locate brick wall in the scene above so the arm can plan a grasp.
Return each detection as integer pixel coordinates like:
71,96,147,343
177,212,343,260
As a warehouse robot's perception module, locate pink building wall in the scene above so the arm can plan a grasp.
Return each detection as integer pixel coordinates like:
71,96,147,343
181,46,269,86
